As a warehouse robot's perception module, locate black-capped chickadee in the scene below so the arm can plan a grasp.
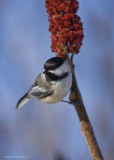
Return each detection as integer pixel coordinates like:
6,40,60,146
16,57,72,110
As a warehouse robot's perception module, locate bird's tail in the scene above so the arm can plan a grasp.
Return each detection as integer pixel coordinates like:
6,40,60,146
16,93,30,111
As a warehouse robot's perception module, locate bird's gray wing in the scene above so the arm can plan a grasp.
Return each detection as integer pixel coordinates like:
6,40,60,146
29,74,54,99
29,86,53,99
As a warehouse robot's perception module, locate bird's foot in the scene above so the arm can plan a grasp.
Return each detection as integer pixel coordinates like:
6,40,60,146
61,100,81,105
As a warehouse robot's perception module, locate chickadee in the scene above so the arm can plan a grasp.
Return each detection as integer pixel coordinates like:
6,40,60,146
16,57,72,110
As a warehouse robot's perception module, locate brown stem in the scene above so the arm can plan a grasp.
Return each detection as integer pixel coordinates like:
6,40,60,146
68,56,104,160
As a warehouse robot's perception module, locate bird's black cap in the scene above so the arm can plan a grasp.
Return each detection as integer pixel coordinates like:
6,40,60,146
44,57,65,70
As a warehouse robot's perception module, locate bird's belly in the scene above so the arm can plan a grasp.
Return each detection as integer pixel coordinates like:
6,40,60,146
41,89,67,104
40,75,72,104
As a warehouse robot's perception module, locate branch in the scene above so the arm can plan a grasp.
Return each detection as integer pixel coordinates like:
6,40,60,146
45,0,104,158
67,56,104,160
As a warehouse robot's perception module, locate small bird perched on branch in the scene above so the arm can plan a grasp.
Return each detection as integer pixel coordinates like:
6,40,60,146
16,57,72,110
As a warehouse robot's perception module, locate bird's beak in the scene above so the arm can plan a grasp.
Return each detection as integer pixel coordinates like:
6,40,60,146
43,70,47,74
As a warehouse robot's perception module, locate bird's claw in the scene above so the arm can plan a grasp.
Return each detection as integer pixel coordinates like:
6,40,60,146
61,100,81,105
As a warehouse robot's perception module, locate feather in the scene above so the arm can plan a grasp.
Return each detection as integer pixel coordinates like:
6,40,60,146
16,93,30,111
29,86,53,99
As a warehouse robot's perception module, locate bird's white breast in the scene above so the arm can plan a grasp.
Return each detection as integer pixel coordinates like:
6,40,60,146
41,72,72,104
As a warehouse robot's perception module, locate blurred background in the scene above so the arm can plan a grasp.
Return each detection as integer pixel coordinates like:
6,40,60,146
0,0,114,160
